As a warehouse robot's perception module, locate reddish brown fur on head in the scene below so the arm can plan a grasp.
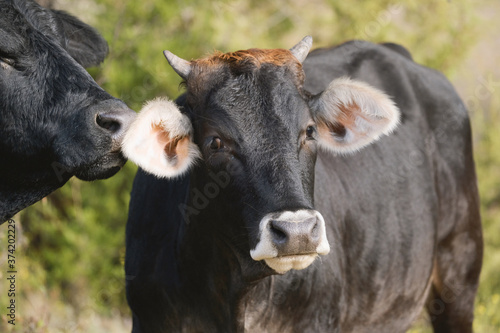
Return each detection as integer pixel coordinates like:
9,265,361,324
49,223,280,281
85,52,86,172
187,48,305,94
196,48,300,67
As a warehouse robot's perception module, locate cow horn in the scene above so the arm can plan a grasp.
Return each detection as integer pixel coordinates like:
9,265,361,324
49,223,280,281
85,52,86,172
163,50,191,80
290,36,313,63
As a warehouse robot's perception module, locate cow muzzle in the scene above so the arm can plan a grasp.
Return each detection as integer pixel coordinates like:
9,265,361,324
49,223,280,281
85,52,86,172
250,209,330,274
95,99,137,151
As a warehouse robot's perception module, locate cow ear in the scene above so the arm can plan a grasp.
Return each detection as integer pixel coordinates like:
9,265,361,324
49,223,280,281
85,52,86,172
122,98,200,178
310,77,400,154
52,10,109,68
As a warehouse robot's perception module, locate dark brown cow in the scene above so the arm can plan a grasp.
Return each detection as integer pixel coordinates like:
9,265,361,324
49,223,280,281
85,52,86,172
123,37,482,333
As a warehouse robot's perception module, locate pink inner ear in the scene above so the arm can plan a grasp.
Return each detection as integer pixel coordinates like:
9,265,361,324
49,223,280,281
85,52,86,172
337,103,358,127
152,126,177,164
322,102,388,139
323,121,347,138
152,125,190,169
319,102,359,139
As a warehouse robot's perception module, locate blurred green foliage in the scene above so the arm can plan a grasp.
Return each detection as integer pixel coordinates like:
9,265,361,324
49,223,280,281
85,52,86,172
471,83,500,332
1,0,499,331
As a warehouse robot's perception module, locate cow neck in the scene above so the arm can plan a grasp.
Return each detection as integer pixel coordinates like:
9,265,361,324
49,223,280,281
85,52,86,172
0,168,68,223
172,166,270,331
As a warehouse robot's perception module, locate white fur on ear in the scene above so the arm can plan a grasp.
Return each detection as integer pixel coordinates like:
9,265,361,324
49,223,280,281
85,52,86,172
313,77,400,154
122,98,200,178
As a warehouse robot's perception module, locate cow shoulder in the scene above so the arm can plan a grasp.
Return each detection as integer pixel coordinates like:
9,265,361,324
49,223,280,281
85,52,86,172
380,42,413,61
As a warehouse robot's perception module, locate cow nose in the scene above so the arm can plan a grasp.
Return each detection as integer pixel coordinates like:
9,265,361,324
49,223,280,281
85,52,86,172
95,102,136,142
250,209,330,272
269,217,320,255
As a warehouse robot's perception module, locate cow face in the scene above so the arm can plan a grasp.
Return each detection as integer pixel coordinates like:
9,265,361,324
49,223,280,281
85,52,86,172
0,0,135,186
123,37,399,274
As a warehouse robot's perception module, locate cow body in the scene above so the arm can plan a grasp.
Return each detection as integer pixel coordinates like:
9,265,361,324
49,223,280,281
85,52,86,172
0,0,135,222
125,40,482,332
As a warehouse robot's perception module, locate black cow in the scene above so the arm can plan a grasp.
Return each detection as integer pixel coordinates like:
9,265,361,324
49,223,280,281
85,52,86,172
123,37,482,332
0,0,136,222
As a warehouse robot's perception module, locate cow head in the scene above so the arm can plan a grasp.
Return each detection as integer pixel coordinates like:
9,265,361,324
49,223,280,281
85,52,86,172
0,0,135,195
123,37,399,274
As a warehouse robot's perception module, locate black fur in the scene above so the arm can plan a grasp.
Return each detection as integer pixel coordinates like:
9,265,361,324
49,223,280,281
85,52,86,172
0,0,135,222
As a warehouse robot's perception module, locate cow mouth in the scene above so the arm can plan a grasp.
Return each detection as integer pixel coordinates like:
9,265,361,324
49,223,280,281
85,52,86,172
73,151,127,181
263,254,319,274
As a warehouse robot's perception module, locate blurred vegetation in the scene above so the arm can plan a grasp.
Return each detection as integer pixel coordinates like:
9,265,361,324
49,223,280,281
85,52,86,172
1,0,499,331
471,78,500,332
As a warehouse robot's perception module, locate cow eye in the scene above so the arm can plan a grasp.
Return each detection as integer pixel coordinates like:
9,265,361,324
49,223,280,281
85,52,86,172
0,57,15,68
210,137,224,150
306,126,316,139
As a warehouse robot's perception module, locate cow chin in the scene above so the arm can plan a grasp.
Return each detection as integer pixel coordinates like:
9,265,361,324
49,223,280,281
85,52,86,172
264,254,318,274
75,165,122,181
74,152,127,181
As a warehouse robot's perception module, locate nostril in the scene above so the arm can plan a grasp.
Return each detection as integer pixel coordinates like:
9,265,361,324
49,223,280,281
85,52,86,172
304,217,320,238
310,221,320,241
270,220,288,244
96,114,121,134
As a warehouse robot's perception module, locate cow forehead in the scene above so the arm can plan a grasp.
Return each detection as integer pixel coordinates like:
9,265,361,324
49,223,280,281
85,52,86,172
5,1,58,39
1,3,61,63
187,48,310,137
197,77,311,147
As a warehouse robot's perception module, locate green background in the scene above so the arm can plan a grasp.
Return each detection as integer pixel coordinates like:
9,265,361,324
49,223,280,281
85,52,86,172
1,0,499,331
